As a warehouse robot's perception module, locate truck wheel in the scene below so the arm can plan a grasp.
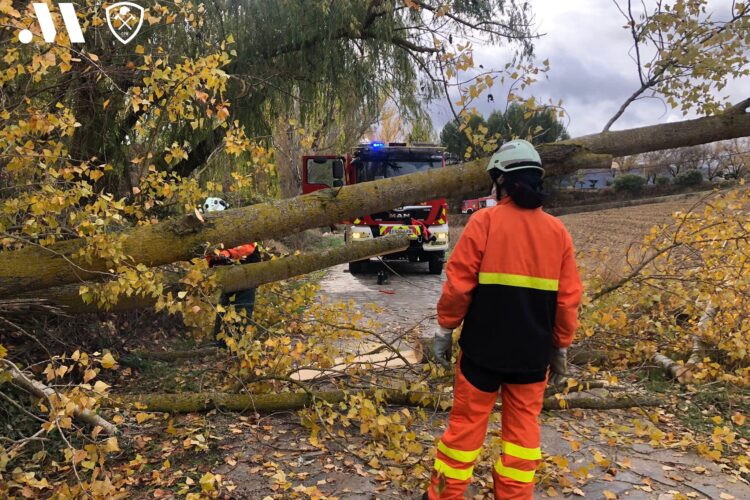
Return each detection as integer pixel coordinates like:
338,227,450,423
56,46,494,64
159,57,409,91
428,255,444,275
349,260,367,274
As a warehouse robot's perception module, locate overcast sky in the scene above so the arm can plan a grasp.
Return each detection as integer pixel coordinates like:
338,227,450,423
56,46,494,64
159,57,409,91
429,0,749,138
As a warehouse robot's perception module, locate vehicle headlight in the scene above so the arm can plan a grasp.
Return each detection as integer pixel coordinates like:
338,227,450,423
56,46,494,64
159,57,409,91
352,232,362,239
436,233,448,240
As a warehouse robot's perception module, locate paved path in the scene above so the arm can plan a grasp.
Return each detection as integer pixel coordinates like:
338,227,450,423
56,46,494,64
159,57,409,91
316,259,443,349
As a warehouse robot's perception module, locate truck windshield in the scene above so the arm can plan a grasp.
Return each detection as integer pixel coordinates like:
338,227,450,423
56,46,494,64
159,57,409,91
355,160,441,182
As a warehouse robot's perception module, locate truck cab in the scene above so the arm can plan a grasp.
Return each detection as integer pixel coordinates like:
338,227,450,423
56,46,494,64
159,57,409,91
301,142,449,274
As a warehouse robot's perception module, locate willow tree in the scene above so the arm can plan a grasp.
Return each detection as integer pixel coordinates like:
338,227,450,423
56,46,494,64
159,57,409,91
1,0,536,198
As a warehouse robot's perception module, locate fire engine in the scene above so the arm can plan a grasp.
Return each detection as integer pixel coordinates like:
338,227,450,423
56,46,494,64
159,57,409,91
301,142,449,274
461,196,496,214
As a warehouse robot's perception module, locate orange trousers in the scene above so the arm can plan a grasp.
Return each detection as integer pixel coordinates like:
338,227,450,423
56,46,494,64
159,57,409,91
428,357,546,499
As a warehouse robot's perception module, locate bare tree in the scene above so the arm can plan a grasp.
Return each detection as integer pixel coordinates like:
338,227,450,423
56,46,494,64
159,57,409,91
702,144,725,181
717,138,750,179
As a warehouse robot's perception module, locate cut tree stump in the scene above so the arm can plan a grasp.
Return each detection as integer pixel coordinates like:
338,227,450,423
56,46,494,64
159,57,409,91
291,349,421,381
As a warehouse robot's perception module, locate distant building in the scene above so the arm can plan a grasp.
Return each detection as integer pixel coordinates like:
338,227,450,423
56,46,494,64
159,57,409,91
560,164,654,189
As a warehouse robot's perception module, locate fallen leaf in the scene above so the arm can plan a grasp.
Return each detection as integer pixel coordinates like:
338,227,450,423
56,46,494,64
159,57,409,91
100,352,117,369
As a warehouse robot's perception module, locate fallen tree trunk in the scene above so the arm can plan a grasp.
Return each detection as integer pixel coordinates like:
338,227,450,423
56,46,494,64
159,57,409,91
21,234,409,314
4,101,750,297
111,389,664,414
4,359,117,435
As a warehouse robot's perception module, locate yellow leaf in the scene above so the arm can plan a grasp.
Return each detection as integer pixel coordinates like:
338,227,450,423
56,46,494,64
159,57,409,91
93,380,109,394
100,352,116,369
104,437,120,452
603,491,617,499
731,413,746,426
200,472,217,492
135,412,154,424
83,368,97,383
135,45,145,55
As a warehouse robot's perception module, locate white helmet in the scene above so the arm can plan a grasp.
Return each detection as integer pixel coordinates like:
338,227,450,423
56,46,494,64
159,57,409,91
487,139,544,177
202,197,229,212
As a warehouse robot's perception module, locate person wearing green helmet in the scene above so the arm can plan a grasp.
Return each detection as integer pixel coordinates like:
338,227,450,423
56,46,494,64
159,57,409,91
425,140,583,499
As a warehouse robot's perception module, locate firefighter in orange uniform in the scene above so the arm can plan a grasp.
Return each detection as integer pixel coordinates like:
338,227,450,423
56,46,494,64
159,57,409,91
202,197,260,338
425,140,583,499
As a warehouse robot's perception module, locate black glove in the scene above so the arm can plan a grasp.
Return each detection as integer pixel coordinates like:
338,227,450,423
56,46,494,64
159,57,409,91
549,347,568,386
431,326,453,369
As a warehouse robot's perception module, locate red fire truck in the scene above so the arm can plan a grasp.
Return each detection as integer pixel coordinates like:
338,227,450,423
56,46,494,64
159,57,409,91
301,142,449,274
461,196,496,214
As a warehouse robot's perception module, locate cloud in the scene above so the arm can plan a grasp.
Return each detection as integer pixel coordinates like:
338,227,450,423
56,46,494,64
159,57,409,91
427,0,750,139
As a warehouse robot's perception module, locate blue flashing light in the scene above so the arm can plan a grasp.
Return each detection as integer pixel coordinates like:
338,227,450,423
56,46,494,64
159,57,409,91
371,141,385,148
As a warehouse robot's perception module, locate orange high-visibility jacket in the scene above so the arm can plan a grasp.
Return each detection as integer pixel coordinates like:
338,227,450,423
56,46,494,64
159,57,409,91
438,197,582,379
206,243,258,265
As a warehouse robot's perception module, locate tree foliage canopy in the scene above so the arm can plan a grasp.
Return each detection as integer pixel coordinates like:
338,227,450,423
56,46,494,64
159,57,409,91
440,103,570,159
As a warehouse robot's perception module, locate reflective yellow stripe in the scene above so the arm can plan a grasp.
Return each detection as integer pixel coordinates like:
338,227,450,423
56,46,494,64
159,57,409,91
434,458,474,481
502,441,541,461
437,441,481,463
494,462,536,483
478,272,559,291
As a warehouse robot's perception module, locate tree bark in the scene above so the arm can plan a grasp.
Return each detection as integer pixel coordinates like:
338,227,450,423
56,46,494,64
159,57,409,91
21,234,410,314
3,103,750,297
110,389,664,414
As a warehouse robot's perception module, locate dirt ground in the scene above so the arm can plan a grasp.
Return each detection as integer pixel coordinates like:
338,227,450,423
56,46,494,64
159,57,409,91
558,194,707,281
196,194,750,499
